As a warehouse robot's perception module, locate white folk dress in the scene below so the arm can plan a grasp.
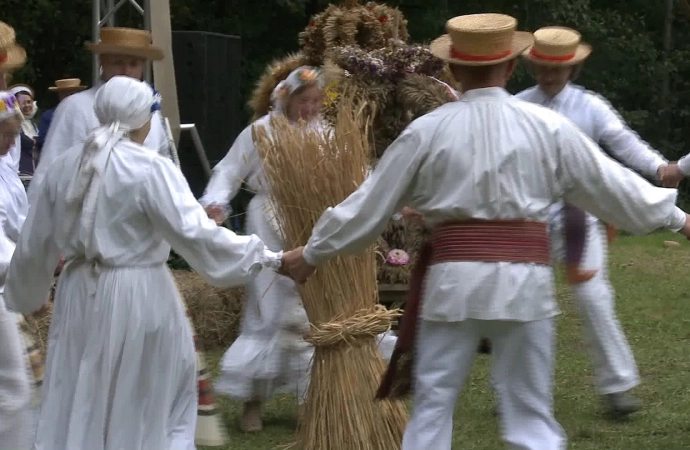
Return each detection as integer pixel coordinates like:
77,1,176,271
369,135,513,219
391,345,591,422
4,140,283,450
0,157,31,449
203,114,396,403
202,114,313,402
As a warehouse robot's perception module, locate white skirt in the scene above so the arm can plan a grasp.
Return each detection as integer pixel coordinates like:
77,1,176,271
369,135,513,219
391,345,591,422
216,195,397,403
33,262,197,450
0,293,31,449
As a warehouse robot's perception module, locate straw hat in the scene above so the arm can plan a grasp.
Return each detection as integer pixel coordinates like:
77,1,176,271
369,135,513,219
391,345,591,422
0,21,27,71
522,27,591,66
429,13,534,66
48,78,87,93
85,27,164,61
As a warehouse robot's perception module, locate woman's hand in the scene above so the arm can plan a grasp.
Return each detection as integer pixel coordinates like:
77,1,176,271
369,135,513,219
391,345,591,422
205,205,225,225
400,206,424,226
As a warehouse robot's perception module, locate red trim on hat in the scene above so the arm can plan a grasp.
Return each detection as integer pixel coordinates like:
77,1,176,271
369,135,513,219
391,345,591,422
450,47,511,62
529,48,576,62
0,54,7,63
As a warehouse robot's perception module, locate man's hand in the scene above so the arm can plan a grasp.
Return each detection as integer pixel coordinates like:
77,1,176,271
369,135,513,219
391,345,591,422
280,246,316,284
54,256,65,277
205,205,225,225
658,163,684,188
400,206,424,226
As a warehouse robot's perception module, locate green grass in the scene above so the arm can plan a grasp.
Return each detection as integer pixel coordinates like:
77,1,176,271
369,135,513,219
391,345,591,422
201,232,690,449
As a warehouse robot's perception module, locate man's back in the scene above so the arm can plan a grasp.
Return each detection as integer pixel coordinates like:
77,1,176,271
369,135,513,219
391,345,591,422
408,87,565,228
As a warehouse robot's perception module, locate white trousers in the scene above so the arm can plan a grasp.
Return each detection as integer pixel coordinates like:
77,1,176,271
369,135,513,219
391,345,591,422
402,318,566,450
0,295,31,449
552,221,639,394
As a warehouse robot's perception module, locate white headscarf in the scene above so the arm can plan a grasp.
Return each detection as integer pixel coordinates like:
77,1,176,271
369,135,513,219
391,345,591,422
63,76,160,255
270,66,325,116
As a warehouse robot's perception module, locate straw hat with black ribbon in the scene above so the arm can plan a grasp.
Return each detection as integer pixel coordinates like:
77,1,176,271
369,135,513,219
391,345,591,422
0,21,27,72
429,13,534,67
48,78,87,93
522,26,592,66
85,27,164,61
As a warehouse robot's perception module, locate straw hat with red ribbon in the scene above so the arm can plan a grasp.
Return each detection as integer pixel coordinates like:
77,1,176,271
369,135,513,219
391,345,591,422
522,26,592,66
85,27,164,61
0,21,27,72
429,13,534,67
48,78,88,93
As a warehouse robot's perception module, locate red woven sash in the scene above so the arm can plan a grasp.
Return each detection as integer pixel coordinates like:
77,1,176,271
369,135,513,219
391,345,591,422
376,220,550,400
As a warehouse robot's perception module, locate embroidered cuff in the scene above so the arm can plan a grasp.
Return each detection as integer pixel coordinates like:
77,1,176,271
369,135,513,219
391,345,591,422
262,250,283,270
667,207,687,233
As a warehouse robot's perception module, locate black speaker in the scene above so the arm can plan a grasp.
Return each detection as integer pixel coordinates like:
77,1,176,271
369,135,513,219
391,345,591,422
172,31,242,197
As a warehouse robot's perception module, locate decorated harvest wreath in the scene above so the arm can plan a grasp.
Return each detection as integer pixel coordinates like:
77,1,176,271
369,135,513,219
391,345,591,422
249,0,460,286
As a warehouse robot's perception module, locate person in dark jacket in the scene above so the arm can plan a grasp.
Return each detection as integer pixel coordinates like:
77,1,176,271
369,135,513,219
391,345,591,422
35,78,87,166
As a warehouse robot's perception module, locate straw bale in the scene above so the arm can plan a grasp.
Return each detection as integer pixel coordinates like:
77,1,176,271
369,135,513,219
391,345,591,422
172,269,245,350
20,294,54,356
255,92,407,449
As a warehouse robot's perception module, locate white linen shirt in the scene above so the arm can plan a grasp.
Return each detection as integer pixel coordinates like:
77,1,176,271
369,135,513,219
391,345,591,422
517,83,668,222
301,88,685,322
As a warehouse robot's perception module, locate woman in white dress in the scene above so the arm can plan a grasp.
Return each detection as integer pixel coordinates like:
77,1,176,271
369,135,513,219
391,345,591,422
0,91,32,450
4,76,289,450
202,66,325,433
203,66,396,432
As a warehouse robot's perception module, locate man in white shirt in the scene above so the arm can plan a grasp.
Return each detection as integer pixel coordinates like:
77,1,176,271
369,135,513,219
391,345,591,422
515,26,669,416
281,13,690,450
27,27,171,209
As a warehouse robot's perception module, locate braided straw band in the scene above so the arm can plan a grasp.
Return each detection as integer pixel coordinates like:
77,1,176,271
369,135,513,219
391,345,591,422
304,304,402,348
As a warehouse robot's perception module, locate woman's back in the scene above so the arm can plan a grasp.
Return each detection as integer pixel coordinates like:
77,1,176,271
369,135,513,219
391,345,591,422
43,140,172,267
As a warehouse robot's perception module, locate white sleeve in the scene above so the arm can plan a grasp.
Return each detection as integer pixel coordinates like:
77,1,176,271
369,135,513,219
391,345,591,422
589,93,667,178
4,174,61,314
0,202,16,286
303,124,428,266
142,156,281,287
557,119,685,233
199,123,257,213
677,154,690,175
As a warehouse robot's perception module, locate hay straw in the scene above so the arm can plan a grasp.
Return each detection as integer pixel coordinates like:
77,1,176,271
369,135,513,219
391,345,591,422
172,270,245,350
254,93,407,449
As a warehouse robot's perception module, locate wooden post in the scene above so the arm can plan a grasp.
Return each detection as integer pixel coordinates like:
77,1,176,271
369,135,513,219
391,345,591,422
150,0,181,144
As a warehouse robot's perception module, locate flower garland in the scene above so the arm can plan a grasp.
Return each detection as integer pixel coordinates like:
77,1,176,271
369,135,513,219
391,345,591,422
331,43,446,82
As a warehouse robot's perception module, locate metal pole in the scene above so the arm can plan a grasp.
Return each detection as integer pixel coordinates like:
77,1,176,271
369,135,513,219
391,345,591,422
106,0,115,26
92,0,101,85
143,0,152,83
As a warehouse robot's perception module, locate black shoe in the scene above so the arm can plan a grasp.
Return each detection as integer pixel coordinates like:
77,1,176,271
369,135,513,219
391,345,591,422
605,391,641,418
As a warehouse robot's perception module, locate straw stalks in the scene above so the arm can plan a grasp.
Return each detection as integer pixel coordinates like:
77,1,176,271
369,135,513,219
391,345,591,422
253,94,407,449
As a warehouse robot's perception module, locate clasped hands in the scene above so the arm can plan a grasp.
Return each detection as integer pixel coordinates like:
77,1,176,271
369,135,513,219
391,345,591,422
658,163,685,188
276,206,425,284
278,246,315,284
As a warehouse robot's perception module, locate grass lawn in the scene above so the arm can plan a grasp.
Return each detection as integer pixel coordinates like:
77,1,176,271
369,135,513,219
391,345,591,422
201,232,690,449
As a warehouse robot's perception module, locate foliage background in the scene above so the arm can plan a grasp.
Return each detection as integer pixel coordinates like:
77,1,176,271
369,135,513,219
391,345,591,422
5,0,689,202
